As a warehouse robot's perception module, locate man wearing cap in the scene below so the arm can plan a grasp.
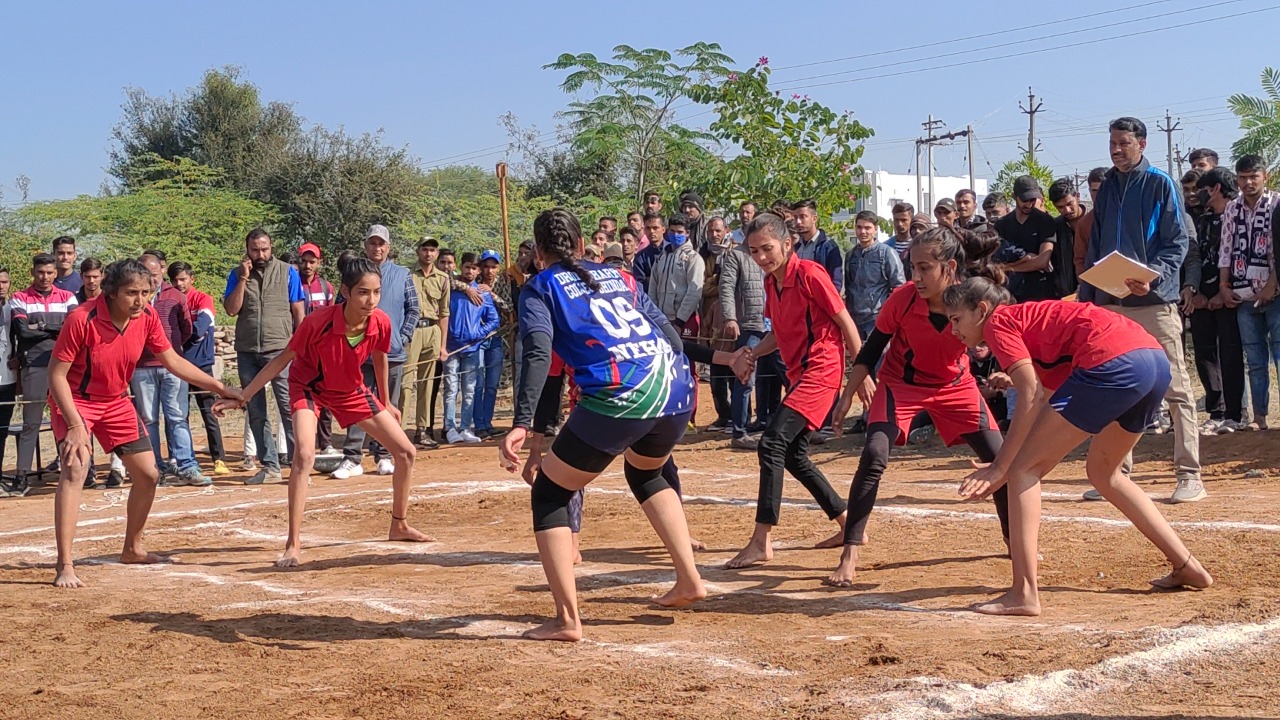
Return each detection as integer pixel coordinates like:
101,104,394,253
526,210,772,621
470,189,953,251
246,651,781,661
909,212,933,238
333,224,421,479
934,197,958,228
402,237,450,450
996,176,1060,302
223,227,306,484
983,192,1010,221
1079,116,1201,503
472,249,511,438
679,191,709,254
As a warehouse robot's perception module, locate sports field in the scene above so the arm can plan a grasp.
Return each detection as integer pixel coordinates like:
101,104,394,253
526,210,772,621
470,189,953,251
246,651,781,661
3,398,1278,719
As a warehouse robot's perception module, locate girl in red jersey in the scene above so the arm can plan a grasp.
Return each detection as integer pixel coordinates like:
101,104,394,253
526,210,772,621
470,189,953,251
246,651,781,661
825,226,1009,587
725,213,875,569
48,259,243,588
217,258,432,567
944,277,1213,616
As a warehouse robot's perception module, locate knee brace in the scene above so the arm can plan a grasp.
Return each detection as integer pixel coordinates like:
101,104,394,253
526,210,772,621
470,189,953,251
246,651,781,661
624,461,671,504
530,470,576,531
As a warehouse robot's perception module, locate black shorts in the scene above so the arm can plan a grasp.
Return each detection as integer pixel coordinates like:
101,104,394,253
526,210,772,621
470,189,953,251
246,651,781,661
551,408,691,473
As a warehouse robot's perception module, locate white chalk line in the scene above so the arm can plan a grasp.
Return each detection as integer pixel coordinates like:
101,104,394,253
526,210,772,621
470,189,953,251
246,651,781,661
854,615,1280,720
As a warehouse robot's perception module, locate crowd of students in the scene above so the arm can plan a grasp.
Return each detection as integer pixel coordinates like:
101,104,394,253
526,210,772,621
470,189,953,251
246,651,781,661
4,114,1237,633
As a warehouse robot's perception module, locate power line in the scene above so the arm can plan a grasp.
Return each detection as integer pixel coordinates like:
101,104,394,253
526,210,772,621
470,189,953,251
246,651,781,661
769,0,1181,72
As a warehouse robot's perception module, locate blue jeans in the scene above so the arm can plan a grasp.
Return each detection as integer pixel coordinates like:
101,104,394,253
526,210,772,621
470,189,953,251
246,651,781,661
731,331,765,436
472,336,504,432
130,366,197,472
1237,300,1280,418
237,350,294,471
444,350,480,433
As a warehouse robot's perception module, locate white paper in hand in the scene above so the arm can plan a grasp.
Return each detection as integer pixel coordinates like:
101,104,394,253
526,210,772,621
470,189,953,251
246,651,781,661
1079,251,1159,299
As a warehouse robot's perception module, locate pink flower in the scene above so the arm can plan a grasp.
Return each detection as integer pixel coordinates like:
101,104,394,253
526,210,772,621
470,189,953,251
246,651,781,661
847,194,857,200
728,72,738,82
758,56,769,66
803,95,810,100
792,94,801,100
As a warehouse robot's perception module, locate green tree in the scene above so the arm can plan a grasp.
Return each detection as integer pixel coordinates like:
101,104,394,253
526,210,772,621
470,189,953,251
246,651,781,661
685,62,873,224
992,152,1055,210
17,155,278,287
1229,67,1280,181
110,66,301,190
545,43,733,205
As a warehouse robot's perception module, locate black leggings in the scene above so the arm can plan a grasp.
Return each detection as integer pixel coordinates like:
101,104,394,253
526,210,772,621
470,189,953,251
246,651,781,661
843,423,1008,546
755,404,847,526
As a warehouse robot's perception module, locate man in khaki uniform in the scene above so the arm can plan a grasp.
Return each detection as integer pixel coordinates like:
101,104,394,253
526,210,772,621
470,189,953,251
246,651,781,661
403,236,451,449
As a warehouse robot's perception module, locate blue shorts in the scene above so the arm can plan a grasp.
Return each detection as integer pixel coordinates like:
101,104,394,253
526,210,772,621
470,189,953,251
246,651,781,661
1049,348,1170,434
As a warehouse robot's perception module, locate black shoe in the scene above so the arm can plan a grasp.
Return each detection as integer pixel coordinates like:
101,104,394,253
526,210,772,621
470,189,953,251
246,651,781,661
746,420,768,433
104,469,124,488
83,469,105,490
414,430,439,450
849,417,867,434
545,425,560,438
10,476,30,497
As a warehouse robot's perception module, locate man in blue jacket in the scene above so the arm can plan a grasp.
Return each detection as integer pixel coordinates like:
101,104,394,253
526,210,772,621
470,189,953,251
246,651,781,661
333,224,421,479
443,252,499,444
1079,116,1202,504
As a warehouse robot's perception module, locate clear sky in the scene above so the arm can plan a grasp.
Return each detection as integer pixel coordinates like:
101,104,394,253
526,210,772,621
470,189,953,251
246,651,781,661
2,0,1275,204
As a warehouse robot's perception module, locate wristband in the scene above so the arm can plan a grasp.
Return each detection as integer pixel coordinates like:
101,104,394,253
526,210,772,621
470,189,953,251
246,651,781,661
65,424,83,431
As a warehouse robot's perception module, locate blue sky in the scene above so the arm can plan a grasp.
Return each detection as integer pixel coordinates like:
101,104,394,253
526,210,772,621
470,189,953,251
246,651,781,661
2,0,1274,204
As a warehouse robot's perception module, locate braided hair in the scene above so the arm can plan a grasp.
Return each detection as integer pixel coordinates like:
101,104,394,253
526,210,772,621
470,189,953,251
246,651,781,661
534,208,600,293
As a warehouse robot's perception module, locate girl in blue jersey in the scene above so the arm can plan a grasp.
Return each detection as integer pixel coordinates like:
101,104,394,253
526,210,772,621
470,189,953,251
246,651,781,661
501,208,707,642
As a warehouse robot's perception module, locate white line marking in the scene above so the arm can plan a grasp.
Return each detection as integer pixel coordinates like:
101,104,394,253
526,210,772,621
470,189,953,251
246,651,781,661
856,616,1280,719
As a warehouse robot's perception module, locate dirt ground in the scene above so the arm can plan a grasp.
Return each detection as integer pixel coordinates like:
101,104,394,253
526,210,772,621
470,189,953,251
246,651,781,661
4,386,1280,720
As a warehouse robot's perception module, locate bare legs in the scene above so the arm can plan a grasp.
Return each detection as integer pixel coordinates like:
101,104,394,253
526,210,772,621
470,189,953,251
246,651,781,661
525,449,706,642
278,408,431,568
975,405,1212,617
54,448,164,588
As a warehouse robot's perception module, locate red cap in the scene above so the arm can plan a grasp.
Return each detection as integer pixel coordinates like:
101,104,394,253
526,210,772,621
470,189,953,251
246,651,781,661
298,242,322,259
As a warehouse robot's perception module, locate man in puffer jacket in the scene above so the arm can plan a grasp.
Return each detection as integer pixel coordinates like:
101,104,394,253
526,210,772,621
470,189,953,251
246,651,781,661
649,215,705,334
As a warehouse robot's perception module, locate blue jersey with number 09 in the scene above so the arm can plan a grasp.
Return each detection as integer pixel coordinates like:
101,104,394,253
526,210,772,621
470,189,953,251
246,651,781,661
519,261,695,419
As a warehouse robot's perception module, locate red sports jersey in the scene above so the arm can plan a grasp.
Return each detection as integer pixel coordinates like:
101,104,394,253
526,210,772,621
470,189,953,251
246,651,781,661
185,287,215,323
52,296,172,401
875,283,970,388
765,254,846,427
984,301,1162,390
287,304,392,395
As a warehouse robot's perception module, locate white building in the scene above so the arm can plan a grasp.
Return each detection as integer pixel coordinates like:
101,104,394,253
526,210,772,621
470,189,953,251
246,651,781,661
834,170,989,241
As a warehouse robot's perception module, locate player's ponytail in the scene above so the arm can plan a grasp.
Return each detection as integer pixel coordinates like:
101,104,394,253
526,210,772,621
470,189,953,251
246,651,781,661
910,225,1006,285
101,258,151,300
941,276,1014,314
534,208,601,293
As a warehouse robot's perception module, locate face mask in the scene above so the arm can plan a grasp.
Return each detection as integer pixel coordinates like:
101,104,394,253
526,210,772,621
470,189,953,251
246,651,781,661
1196,189,1211,207
666,231,688,247
709,241,727,255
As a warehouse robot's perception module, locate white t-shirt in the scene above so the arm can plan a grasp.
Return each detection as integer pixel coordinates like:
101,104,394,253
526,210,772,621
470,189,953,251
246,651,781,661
0,303,14,385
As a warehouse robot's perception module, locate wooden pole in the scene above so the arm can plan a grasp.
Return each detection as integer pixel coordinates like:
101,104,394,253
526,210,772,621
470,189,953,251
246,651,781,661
496,162,512,264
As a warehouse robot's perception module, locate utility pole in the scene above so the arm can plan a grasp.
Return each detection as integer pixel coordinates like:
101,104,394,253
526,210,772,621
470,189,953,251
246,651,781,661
1173,144,1186,178
922,115,944,209
914,140,923,209
967,124,975,191
1157,110,1181,178
1018,86,1043,162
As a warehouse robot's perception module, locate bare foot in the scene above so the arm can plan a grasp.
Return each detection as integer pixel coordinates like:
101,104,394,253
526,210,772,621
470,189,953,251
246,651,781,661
972,591,1041,616
813,529,845,549
388,524,435,543
53,565,85,589
653,579,707,608
523,618,582,642
120,550,171,565
1150,555,1213,590
275,547,301,568
690,537,707,552
725,540,773,569
822,546,859,588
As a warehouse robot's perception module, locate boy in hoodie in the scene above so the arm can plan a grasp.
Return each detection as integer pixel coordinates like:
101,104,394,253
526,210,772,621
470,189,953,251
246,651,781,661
443,252,499,444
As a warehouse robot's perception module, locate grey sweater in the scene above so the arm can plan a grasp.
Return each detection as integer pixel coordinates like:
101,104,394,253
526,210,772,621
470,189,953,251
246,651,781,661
718,244,766,332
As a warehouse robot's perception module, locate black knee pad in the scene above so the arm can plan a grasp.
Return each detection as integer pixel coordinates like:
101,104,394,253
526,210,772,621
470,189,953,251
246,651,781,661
531,470,576,531
624,461,671,504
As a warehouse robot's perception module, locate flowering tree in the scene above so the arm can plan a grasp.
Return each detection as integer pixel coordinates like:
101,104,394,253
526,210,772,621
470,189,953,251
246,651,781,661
685,60,873,223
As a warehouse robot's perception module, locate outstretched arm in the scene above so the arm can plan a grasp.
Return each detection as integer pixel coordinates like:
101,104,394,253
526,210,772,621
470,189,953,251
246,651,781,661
959,360,1042,499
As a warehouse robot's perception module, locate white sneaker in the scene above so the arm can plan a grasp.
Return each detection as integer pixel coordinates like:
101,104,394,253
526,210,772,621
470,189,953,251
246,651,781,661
446,429,465,444
331,459,364,479
376,458,395,475
461,430,482,443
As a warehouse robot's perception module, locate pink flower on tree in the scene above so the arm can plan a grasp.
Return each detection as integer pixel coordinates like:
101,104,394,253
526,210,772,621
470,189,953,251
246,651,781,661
758,56,769,66
728,72,739,82
792,94,801,100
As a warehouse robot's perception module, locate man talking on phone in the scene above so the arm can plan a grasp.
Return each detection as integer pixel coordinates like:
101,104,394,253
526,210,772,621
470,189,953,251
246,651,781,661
223,227,307,485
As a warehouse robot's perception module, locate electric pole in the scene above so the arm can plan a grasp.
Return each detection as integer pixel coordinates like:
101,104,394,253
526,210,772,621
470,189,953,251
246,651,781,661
914,140,923,209
1018,86,1043,162
1174,144,1185,178
1158,110,1181,178
967,125,975,192
922,115,945,208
